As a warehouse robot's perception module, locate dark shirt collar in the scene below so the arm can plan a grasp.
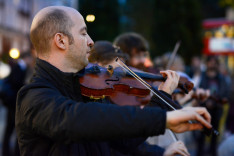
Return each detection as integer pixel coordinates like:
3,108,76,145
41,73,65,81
35,58,85,87
36,58,84,75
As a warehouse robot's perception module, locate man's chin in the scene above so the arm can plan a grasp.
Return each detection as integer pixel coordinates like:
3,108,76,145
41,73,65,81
83,59,89,67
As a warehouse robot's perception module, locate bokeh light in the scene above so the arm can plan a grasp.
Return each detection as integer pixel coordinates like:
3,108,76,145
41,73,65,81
86,14,95,22
0,62,11,79
9,48,20,59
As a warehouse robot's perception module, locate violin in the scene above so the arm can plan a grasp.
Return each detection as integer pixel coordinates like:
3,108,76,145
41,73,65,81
79,63,193,106
79,59,219,138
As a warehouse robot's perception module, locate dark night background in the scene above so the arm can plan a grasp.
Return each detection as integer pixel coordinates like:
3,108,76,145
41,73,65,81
79,0,231,63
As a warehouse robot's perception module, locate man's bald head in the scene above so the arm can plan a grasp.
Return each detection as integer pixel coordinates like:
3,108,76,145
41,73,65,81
30,6,79,55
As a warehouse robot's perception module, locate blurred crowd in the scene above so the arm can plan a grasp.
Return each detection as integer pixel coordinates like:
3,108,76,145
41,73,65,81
0,31,233,156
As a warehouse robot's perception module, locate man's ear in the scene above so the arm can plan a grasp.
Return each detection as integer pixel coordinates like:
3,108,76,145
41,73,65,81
54,33,67,50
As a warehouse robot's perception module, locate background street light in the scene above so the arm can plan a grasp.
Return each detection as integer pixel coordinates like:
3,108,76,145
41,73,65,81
86,14,95,22
9,48,20,59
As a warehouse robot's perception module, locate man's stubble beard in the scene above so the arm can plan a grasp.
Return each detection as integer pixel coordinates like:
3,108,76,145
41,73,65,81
66,45,88,71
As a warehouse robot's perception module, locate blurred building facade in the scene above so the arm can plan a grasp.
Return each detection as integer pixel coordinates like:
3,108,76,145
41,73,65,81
0,0,78,59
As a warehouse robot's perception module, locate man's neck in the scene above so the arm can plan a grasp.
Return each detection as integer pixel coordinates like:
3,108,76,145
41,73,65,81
38,55,81,73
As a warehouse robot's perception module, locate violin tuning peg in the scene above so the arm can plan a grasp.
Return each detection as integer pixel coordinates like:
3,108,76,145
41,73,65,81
92,66,101,73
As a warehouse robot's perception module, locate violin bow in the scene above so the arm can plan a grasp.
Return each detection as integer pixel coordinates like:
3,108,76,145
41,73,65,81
166,41,181,70
115,57,179,142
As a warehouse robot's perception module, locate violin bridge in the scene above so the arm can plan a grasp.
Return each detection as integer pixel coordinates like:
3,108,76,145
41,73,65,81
107,65,114,75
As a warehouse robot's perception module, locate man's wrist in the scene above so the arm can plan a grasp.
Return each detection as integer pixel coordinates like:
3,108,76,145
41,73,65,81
159,90,172,98
159,88,172,95
166,111,173,129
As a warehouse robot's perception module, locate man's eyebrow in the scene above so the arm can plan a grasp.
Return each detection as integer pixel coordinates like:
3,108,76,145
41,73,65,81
80,26,87,32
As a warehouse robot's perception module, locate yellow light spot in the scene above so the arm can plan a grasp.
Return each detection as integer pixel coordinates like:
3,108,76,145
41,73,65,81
227,30,233,38
9,48,20,59
86,14,95,22
215,31,223,38
221,24,229,32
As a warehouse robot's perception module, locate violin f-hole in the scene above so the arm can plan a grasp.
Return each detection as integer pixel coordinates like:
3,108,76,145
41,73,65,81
105,76,120,85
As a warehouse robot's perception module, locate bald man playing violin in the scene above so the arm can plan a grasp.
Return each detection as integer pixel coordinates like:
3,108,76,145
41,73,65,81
15,6,211,156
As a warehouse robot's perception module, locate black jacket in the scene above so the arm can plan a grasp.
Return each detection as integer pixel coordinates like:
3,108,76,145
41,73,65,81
16,59,167,156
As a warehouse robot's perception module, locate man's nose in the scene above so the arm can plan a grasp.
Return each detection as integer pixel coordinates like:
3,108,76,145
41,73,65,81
87,35,94,47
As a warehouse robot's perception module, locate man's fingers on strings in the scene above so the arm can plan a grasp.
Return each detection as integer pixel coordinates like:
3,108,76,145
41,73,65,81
170,70,177,78
168,70,180,83
160,71,172,79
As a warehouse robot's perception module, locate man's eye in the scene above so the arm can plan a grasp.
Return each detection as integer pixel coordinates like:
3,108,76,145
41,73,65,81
82,33,87,36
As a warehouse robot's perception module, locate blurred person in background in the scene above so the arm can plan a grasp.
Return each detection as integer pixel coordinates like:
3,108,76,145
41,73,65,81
159,53,185,72
225,69,234,136
113,32,168,91
196,56,230,156
88,40,128,69
0,51,34,156
113,32,150,71
187,56,205,88
157,53,210,107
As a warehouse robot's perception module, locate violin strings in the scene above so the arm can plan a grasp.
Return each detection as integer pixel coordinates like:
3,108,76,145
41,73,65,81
115,58,152,90
115,60,151,91
115,58,176,111
116,58,151,88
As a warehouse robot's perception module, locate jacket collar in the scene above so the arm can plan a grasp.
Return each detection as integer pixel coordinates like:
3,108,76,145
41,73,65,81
34,58,85,87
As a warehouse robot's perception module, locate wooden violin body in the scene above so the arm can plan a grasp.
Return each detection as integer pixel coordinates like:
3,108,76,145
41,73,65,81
80,65,151,106
79,64,194,106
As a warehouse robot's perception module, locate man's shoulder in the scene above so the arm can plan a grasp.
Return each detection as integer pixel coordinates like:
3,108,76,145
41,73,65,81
17,76,58,101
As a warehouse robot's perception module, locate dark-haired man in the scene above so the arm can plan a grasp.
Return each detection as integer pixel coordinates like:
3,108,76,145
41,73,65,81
113,32,149,70
16,6,212,156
